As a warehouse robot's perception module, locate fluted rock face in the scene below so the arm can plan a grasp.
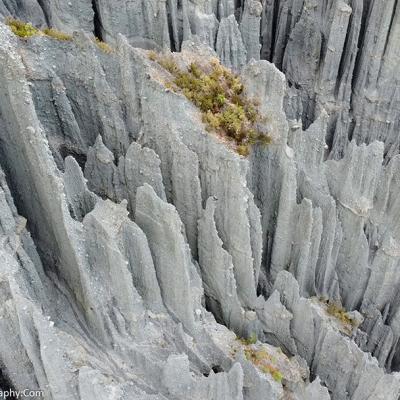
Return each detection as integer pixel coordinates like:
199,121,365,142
0,1,400,399
265,0,400,161
2,0,398,162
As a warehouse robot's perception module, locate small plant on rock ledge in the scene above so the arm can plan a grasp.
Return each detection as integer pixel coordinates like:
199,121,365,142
6,19,117,52
6,18,39,38
243,345,283,383
319,297,358,335
94,37,114,54
6,18,73,41
234,335,284,383
148,52,271,157
43,28,72,41
239,332,258,345
326,301,354,326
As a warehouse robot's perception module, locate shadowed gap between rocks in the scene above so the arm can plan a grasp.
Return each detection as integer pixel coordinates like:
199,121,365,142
91,0,103,40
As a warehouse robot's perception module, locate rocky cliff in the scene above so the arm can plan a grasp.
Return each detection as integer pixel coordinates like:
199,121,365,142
0,1,399,399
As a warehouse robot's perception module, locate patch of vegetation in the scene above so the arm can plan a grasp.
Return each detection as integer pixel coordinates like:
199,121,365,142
148,50,158,62
234,335,283,383
239,332,258,345
260,364,283,383
7,19,115,55
95,37,114,54
6,18,73,42
318,297,356,334
43,28,72,41
326,302,354,326
157,55,180,75
244,347,283,383
148,52,271,157
6,18,40,38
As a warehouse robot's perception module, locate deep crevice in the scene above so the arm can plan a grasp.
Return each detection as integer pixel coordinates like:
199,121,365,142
351,0,371,94
202,365,224,377
59,145,87,171
91,0,103,40
36,0,51,27
165,0,178,52
270,0,280,62
335,4,355,96
234,0,244,12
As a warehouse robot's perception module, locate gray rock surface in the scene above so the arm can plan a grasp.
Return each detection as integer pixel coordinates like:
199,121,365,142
0,1,400,399
1,0,398,163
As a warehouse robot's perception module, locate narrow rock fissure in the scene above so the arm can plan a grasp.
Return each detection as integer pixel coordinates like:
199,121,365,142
35,0,50,26
91,0,103,40
270,0,280,62
234,0,243,12
351,0,370,93
335,9,354,97
166,0,178,52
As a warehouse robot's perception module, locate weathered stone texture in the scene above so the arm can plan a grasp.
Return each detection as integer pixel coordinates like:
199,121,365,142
0,1,400,399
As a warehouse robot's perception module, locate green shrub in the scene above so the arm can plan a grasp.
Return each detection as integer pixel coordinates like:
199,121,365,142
202,111,222,131
149,52,271,156
220,104,246,138
6,18,40,38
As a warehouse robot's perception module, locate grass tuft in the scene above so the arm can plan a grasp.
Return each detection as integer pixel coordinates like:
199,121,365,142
243,346,283,383
95,38,114,54
148,50,158,61
157,55,180,75
149,52,271,156
318,297,357,336
6,18,73,42
43,28,72,41
6,18,40,38
7,19,113,54
326,302,354,326
239,332,257,345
